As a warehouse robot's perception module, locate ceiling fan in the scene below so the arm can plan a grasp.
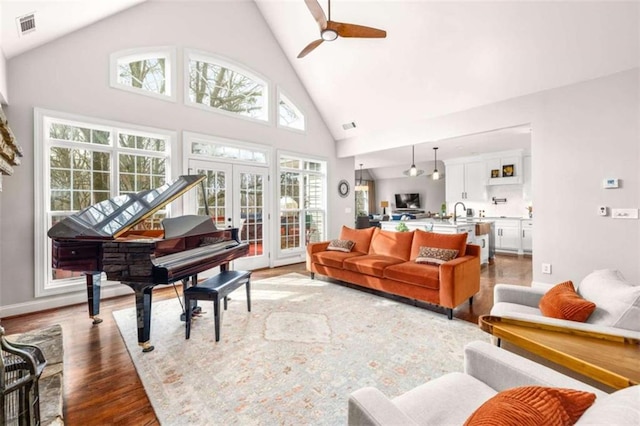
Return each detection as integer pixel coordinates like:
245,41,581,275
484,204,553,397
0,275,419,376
297,0,387,58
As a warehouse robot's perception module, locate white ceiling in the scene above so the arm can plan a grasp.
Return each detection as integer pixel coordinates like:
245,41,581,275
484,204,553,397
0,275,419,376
1,0,146,59
1,0,638,172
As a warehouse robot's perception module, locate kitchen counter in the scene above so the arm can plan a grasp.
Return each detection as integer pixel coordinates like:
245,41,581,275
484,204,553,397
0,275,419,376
379,218,491,265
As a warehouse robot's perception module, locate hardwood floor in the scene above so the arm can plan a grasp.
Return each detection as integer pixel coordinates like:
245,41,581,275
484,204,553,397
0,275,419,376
0,254,531,425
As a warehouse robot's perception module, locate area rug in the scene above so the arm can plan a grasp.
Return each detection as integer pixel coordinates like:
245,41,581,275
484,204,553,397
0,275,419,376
113,273,489,425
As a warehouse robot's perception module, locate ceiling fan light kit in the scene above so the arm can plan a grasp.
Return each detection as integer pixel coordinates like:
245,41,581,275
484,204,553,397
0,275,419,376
321,29,338,41
298,0,387,58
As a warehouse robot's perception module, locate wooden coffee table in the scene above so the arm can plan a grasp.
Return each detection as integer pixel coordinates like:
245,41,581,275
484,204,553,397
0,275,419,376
479,315,640,390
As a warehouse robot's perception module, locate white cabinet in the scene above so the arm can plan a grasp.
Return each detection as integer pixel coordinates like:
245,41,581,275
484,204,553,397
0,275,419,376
494,219,521,252
486,152,524,185
445,161,487,201
475,234,490,265
521,220,533,253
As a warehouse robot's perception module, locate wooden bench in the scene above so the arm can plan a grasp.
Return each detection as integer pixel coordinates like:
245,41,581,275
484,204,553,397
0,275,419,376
184,270,251,342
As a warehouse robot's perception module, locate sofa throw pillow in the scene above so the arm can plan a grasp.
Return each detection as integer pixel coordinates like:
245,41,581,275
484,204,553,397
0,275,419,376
326,239,355,253
415,246,458,265
577,269,640,332
539,281,596,322
464,386,596,426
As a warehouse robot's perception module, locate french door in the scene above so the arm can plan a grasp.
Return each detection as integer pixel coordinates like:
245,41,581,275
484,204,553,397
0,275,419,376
188,159,269,271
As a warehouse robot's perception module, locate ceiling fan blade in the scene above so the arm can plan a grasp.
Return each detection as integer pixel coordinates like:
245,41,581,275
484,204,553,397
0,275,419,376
327,21,387,38
297,39,324,58
304,0,327,30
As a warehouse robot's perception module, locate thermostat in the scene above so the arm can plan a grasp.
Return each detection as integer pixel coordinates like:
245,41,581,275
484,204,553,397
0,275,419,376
603,178,619,189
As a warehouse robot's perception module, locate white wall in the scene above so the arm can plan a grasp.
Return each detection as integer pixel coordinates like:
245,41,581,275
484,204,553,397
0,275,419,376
339,69,640,285
0,5,6,104
0,50,7,104
0,1,346,311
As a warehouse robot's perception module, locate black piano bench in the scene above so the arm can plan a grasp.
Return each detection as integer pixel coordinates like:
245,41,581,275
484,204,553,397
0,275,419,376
184,270,252,342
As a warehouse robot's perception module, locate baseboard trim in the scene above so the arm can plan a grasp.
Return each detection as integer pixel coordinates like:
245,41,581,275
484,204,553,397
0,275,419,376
0,286,132,319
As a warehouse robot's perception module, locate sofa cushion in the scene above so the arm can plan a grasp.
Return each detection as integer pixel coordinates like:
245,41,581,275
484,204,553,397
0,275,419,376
368,228,414,260
339,226,376,254
415,246,459,265
343,254,406,278
384,261,440,290
539,281,596,322
313,250,364,269
327,239,355,253
410,229,468,260
577,385,640,425
577,269,640,332
394,372,497,426
464,386,596,426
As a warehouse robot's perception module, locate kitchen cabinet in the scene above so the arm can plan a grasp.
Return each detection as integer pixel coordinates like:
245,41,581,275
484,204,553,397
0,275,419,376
486,152,524,185
521,220,533,253
494,219,521,252
445,161,487,201
475,234,490,265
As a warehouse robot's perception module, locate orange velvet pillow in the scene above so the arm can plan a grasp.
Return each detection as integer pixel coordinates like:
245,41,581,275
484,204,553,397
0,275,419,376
410,229,467,260
464,386,596,426
539,281,596,322
339,226,375,254
368,228,414,260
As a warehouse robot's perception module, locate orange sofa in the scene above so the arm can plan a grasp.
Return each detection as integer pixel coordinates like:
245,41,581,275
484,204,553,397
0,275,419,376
306,226,481,319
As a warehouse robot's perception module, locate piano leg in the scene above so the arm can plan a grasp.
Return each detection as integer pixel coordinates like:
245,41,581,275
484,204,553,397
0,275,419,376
85,272,103,324
123,282,155,353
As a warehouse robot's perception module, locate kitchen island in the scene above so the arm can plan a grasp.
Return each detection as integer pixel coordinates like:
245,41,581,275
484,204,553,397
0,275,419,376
380,218,492,265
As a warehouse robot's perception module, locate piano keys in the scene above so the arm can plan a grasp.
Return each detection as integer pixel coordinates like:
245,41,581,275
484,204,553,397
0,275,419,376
47,175,249,352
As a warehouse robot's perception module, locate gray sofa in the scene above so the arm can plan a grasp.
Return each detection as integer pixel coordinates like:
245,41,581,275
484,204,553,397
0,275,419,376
348,341,639,425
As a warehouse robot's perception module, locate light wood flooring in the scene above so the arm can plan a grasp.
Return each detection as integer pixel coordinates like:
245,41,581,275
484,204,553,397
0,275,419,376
1,254,531,425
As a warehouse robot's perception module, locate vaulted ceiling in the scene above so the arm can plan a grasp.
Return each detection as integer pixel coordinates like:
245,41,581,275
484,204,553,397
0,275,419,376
2,0,639,170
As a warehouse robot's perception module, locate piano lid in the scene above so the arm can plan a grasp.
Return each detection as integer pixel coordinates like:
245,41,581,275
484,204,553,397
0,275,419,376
48,175,206,240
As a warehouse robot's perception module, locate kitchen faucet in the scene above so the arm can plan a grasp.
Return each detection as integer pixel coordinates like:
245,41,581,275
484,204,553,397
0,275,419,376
453,201,466,224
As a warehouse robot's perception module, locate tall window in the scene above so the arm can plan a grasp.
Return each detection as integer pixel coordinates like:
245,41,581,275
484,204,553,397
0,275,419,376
278,154,326,252
35,109,173,296
110,47,176,101
185,50,269,122
278,90,305,131
355,185,370,216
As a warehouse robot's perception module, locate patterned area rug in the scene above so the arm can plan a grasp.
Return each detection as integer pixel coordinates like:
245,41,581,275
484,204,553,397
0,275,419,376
113,273,489,425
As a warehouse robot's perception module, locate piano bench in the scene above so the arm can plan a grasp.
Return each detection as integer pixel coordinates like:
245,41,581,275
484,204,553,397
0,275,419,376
184,270,252,342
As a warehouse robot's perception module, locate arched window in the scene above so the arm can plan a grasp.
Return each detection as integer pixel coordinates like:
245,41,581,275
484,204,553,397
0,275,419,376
278,89,305,131
185,50,269,122
110,47,176,101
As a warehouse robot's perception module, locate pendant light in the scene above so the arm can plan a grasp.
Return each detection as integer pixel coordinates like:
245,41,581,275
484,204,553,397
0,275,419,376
355,163,368,191
403,145,424,177
432,147,440,180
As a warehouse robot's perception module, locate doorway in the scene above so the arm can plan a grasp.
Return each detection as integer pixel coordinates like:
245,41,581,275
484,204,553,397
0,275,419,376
188,159,269,270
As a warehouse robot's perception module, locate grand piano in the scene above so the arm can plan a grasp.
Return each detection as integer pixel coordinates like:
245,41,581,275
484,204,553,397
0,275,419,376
47,175,249,352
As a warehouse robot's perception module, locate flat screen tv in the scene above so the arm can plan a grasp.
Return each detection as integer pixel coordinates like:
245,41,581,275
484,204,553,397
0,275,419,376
395,193,421,209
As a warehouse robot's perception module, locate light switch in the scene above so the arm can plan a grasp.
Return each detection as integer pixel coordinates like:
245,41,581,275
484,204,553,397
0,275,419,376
611,208,638,219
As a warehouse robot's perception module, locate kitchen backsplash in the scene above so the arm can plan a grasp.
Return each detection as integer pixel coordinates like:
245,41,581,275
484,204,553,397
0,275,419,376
447,185,532,218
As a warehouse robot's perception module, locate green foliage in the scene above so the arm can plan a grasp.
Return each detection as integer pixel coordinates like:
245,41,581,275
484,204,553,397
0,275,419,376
395,222,409,232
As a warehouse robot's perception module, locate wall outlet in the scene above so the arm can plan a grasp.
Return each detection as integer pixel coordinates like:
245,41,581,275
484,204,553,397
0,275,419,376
541,263,552,274
598,206,608,216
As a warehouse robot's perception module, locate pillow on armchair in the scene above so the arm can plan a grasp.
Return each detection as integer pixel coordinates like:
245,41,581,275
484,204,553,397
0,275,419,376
577,269,640,332
538,281,595,322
